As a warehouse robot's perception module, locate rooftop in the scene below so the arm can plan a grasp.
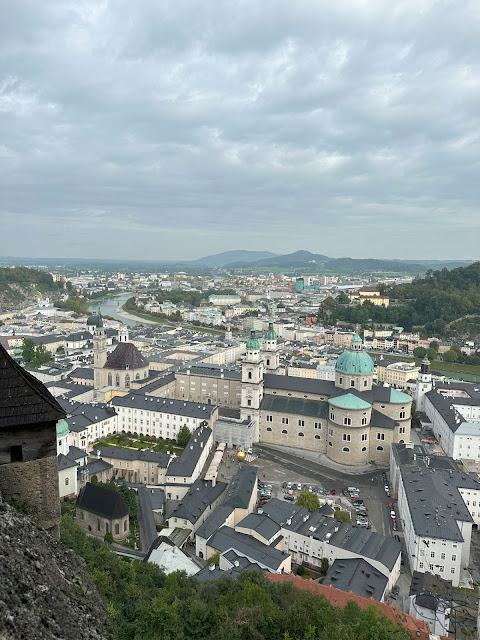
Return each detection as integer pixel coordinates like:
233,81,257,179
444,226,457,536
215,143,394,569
76,482,129,520
323,558,388,602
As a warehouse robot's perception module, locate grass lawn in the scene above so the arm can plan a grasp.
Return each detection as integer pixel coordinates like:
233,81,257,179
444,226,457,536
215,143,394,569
93,434,183,456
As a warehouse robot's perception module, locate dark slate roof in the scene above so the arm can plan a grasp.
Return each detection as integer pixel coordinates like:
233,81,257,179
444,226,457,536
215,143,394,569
409,571,453,610
196,505,235,540
264,374,334,396
141,372,176,394
65,331,93,342
104,342,149,370
0,343,65,428
236,513,281,542
260,395,328,419
319,503,335,516
112,393,216,419
76,482,129,519
67,446,88,461
166,425,212,479
195,558,263,583
178,364,241,380
70,367,94,380
370,409,398,431
169,479,228,525
328,524,401,571
137,486,159,549
222,465,258,510
58,453,79,471
207,526,289,572
94,447,170,467
323,558,388,601
78,458,113,476
400,461,477,541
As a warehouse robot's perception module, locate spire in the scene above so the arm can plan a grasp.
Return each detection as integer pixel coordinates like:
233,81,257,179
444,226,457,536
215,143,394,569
264,321,277,341
246,329,260,351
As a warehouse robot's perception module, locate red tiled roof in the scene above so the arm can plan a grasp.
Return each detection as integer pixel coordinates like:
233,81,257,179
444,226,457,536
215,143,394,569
265,574,430,640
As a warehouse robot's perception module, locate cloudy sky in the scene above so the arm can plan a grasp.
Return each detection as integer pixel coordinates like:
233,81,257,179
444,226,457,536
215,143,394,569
1,1,479,261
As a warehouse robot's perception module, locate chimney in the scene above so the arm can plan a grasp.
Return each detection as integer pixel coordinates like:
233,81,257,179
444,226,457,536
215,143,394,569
209,564,215,572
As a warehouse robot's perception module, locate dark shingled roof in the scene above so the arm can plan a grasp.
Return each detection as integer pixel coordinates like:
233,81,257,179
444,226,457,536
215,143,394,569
0,342,65,428
104,342,149,370
76,482,129,519
323,558,388,601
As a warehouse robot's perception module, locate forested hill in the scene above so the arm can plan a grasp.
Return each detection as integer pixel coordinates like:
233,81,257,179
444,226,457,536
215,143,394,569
319,261,480,337
0,267,62,312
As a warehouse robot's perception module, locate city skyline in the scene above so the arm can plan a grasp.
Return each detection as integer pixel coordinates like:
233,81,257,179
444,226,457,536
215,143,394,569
1,1,479,260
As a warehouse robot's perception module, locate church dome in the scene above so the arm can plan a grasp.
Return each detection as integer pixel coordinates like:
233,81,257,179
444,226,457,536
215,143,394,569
264,322,277,341
335,334,374,375
87,311,103,328
56,419,70,438
246,329,260,350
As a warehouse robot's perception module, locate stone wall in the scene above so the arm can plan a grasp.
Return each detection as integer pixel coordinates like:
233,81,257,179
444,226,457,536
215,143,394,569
0,455,60,537
76,509,128,542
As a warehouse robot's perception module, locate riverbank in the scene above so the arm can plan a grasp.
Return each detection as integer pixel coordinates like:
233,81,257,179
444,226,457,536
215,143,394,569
117,304,161,325
121,302,225,334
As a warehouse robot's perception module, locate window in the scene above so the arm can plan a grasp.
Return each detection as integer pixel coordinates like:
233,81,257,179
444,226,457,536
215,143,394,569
361,417,367,425
248,371,252,380
399,426,406,434
452,554,456,561
328,441,332,447
266,359,270,366
330,412,335,421
125,374,130,388
65,478,69,486
298,420,305,427
342,447,350,452
107,373,112,386
298,432,304,437
339,377,343,384
361,434,368,441
361,447,366,452
282,429,288,434
399,411,406,419
363,379,368,387
441,553,445,560
430,552,435,558
342,434,351,442
343,417,351,426
350,380,355,387
97,519,101,531
376,433,385,440
439,566,444,572
115,373,120,387
315,435,321,440
115,523,119,535
266,415,273,422
80,511,84,521
314,422,321,429
376,446,384,451
281,417,289,425
266,427,272,432
419,562,424,569
328,428,333,436
10,445,23,462
451,568,455,574
247,399,252,406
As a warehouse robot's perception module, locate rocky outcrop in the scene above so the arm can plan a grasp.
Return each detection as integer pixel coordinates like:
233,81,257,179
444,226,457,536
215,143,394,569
0,498,112,640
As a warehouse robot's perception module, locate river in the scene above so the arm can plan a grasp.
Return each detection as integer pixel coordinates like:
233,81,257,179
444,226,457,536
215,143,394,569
87,293,141,327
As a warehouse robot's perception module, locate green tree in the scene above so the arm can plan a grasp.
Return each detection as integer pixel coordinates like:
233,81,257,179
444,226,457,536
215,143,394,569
32,343,51,367
336,292,350,304
297,565,306,576
296,490,320,512
429,340,439,351
334,510,351,523
426,347,437,361
22,337,35,364
104,531,113,544
321,557,329,574
413,346,427,358
206,551,220,566
411,400,421,428
443,350,458,362
176,425,191,448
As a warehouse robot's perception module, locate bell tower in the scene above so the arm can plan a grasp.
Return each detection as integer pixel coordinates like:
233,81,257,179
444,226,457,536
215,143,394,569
415,356,432,411
93,310,107,390
262,321,280,372
240,330,264,441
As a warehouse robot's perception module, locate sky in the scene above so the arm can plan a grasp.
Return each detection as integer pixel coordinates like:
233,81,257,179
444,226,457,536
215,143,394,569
1,0,479,262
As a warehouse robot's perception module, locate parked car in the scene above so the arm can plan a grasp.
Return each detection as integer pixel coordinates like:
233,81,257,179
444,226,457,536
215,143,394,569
284,494,295,501
261,498,270,504
388,501,393,508
287,482,292,490
390,510,396,518
348,487,360,492
308,486,313,492
330,489,336,495
392,522,398,531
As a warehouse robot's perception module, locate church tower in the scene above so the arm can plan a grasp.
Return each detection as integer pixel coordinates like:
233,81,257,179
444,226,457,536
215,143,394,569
118,325,129,343
262,321,280,372
241,330,264,441
415,356,432,412
93,311,107,390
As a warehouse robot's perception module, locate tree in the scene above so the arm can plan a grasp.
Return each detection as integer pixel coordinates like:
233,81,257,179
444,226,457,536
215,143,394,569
429,340,439,351
296,490,320,512
336,292,350,304
104,531,113,544
334,510,351,523
443,350,458,362
176,425,191,448
22,337,35,364
321,557,329,574
32,343,51,367
426,347,437,361
413,346,426,358
206,551,220,566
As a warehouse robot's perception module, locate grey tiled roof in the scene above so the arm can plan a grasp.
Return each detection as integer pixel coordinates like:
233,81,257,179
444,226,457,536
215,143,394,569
323,558,388,601
236,513,281,541
196,505,235,540
222,465,258,510
207,526,289,572
58,453,79,471
76,482,129,520
112,392,216,419
169,479,227,525
263,374,334,396
166,425,212,478
260,395,328,419
94,446,170,467
104,342,148,370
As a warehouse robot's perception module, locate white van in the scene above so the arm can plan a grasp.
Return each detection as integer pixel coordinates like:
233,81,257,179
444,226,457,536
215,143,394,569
348,486,360,492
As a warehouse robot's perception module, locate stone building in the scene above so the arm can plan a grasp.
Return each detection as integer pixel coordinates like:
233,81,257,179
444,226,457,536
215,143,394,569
76,482,129,541
0,343,66,537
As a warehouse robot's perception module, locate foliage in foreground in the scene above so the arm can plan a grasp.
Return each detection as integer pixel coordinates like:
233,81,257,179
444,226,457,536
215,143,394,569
61,514,412,640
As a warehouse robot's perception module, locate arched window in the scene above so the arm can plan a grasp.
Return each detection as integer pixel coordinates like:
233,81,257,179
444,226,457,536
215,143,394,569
298,432,304,437
342,447,350,452
315,435,321,440
266,359,270,366
328,441,333,447
115,373,120,387
125,374,130,388
115,523,119,535
339,377,343,385
282,429,288,434
376,446,384,451
248,371,252,380
136,373,140,380
361,447,367,452
65,478,69,486
399,439,404,444
363,379,368,387
107,373,112,386
399,411,406,419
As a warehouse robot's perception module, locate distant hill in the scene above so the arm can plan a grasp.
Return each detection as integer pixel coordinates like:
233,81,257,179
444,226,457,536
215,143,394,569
0,266,62,312
191,250,277,267
228,250,330,268
324,257,426,275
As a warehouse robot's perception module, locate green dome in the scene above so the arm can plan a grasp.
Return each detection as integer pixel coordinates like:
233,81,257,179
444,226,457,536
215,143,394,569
246,329,260,350
264,322,277,341
56,419,70,438
335,348,375,375
329,393,371,410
